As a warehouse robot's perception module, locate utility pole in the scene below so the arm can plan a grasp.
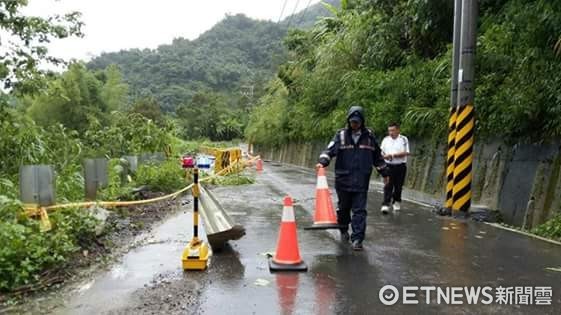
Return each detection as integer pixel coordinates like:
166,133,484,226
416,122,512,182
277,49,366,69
451,0,477,215
445,0,463,212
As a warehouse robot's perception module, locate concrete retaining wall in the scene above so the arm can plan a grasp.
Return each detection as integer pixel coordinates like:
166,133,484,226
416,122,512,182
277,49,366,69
254,140,561,228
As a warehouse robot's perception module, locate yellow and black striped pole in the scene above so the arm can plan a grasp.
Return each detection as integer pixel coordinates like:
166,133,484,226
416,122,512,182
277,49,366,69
446,108,458,210
452,104,475,213
445,0,462,211
181,166,209,270
193,167,200,241
451,0,477,215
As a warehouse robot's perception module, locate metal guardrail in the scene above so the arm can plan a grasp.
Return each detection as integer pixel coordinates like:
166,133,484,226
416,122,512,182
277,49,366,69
19,165,56,207
199,185,246,250
24,156,258,221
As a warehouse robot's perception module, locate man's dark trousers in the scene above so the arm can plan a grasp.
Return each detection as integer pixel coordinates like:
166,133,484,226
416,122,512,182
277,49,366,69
336,190,368,242
383,163,407,205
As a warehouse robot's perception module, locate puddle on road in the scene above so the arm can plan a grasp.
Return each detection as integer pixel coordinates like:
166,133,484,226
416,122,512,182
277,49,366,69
58,210,202,315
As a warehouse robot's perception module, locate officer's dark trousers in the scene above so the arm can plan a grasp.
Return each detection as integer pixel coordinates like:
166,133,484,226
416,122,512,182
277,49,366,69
383,163,407,205
336,190,368,242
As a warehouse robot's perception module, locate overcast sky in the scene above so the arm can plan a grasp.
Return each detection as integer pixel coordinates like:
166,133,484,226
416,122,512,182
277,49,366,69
21,0,320,62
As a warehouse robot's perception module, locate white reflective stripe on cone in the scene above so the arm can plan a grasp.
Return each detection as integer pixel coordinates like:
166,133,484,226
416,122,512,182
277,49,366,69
316,176,328,189
282,206,296,222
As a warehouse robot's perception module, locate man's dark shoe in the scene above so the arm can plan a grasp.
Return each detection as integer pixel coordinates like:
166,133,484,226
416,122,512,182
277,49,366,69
352,240,363,251
340,231,350,243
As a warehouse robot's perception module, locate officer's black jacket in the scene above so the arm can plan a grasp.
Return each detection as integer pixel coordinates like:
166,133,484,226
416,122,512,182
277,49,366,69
318,107,388,192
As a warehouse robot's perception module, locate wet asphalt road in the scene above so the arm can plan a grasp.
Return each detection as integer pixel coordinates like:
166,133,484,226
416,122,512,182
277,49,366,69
198,162,561,315
56,161,561,314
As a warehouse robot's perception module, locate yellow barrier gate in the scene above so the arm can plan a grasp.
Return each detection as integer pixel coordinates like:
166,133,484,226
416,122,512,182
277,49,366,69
214,148,241,175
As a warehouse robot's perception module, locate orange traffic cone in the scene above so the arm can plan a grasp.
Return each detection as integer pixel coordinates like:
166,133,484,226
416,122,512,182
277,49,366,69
269,196,307,272
256,158,264,171
305,167,342,230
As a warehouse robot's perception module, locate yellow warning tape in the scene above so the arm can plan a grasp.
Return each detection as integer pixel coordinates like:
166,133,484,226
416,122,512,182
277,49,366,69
39,207,52,232
24,156,259,217
192,183,200,198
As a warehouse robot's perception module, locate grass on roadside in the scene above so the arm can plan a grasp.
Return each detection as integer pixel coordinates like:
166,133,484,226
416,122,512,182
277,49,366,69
531,213,561,242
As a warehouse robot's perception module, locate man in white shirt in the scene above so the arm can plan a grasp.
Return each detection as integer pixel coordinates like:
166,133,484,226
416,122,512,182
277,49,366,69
380,122,410,214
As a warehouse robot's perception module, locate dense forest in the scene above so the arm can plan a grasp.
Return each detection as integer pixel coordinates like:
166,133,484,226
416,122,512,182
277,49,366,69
86,2,338,140
88,1,339,112
246,0,561,145
88,15,285,112
86,14,286,140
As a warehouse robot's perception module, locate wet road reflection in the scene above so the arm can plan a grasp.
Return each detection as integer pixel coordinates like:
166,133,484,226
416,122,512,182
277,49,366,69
312,272,336,315
54,161,561,314
275,273,300,315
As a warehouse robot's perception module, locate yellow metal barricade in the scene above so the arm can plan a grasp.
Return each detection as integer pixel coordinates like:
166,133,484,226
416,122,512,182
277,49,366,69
214,148,241,175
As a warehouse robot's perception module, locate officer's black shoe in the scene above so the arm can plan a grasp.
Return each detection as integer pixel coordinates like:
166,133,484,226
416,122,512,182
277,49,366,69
340,231,350,243
352,240,363,251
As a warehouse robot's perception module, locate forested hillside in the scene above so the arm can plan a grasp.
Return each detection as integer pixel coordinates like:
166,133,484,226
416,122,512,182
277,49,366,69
88,14,286,113
86,3,339,140
246,0,561,145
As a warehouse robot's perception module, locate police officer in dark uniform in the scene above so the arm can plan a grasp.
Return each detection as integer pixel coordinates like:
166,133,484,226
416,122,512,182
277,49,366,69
316,105,389,251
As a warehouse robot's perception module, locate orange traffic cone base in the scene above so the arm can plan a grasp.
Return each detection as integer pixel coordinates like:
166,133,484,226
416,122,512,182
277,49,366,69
304,222,343,230
306,167,341,230
269,259,308,272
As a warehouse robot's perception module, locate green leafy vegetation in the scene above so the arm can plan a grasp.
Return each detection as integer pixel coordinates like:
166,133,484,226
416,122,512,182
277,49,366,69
0,102,239,291
135,161,188,193
0,0,270,294
0,58,184,292
0,106,177,291
87,14,287,113
0,0,83,91
85,13,287,141
26,63,121,132
532,214,561,241
96,158,135,202
175,91,245,141
207,173,255,186
0,86,242,292
85,5,337,141
0,198,98,291
246,0,561,144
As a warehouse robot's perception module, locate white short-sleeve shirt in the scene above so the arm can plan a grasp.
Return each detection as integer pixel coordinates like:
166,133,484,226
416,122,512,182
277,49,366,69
381,135,410,164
